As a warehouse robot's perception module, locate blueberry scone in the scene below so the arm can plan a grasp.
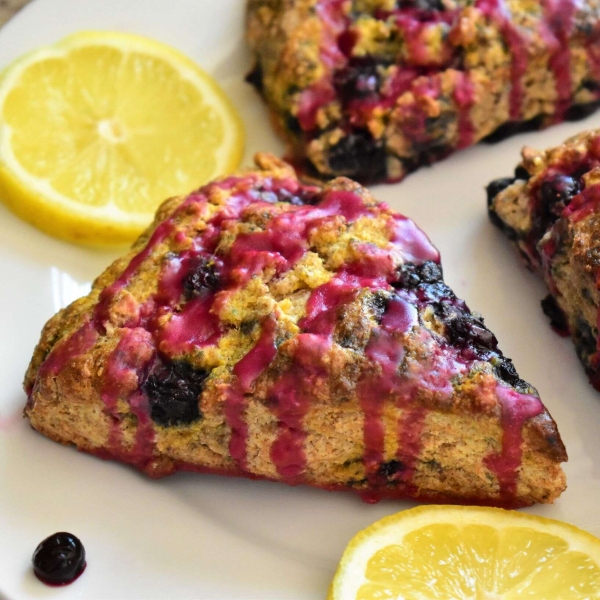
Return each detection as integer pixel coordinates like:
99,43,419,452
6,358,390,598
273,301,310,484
25,154,566,507
246,0,600,183
488,129,600,392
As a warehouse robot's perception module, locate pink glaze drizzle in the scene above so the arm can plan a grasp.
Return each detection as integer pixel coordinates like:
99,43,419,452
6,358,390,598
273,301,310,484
484,384,543,499
156,296,221,356
225,316,279,470
541,0,577,120
476,0,529,120
454,72,476,149
358,297,417,486
100,328,155,465
270,334,331,481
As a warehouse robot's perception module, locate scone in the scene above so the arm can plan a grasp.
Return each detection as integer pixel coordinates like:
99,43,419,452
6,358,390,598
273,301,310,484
488,129,600,391
246,0,600,183
25,153,566,507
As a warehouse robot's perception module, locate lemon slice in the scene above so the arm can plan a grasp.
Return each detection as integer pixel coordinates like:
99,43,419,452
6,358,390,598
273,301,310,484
0,31,244,246
329,506,600,599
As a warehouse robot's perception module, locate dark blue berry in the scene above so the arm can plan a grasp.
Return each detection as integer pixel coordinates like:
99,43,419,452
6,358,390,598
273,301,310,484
564,100,600,122
541,295,568,333
370,292,389,322
419,283,455,305
327,130,387,182
335,59,382,102
540,175,580,218
433,300,498,355
393,261,443,290
486,177,515,206
397,0,445,9
573,318,597,365
514,165,531,181
493,358,528,391
583,80,600,92
378,460,404,478
245,63,263,94
486,177,520,240
278,187,318,206
285,115,302,135
401,142,451,174
445,315,497,352
32,532,86,586
145,359,207,426
240,320,258,335
183,257,219,300
483,115,543,144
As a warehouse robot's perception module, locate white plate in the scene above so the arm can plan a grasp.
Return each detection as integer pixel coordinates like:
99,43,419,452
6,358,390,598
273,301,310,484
2,0,600,597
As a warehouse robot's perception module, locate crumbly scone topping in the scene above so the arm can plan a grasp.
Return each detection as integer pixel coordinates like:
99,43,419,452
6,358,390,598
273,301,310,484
25,154,565,504
247,0,600,182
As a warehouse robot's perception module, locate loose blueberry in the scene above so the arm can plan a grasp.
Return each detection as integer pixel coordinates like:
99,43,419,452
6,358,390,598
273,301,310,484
183,256,220,299
540,174,580,218
144,359,208,426
32,532,86,586
327,130,387,182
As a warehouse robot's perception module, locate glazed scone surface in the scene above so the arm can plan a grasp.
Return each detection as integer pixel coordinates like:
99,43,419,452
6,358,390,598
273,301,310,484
25,153,566,507
488,129,600,392
246,0,600,182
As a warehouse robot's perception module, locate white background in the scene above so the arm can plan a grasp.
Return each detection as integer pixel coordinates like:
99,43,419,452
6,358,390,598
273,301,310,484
1,0,600,597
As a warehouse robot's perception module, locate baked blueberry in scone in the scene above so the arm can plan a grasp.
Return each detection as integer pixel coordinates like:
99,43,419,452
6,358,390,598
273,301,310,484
246,0,600,183
488,129,600,392
25,154,566,507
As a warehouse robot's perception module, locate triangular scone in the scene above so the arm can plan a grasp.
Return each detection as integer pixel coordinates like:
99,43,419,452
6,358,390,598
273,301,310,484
488,129,600,391
25,154,566,507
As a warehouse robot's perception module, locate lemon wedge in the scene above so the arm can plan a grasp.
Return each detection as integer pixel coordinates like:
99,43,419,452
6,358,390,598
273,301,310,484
329,505,600,599
0,31,244,246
